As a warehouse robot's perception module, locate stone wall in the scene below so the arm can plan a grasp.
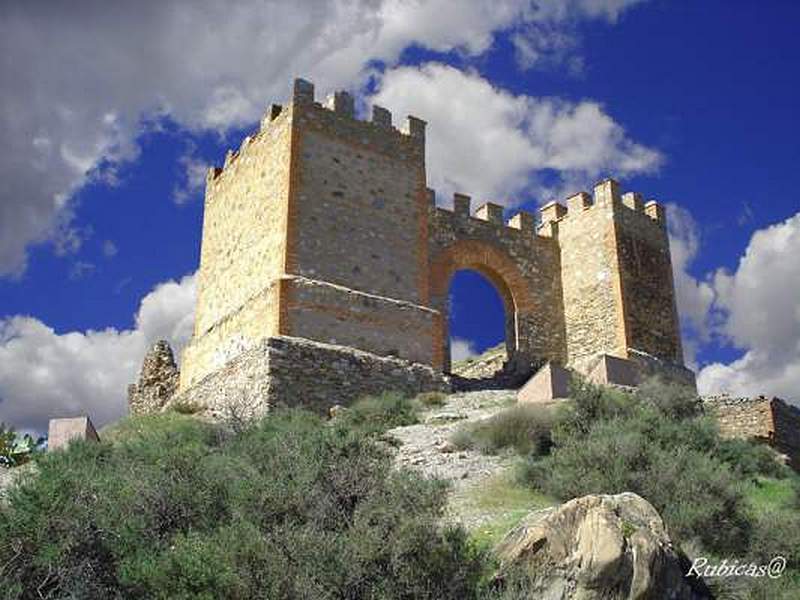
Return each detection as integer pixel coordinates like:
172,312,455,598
282,275,437,365
427,198,564,373
556,183,628,366
289,91,426,304
614,187,683,363
703,395,800,469
170,335,449,419
180,102,293,388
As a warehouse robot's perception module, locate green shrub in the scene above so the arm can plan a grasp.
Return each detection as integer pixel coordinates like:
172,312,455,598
169,399,204,415
716,438,791,479
747,509,800,571
556,377,638,437
0,423,44,467
522,380,765,555
634,376,704,420
0,409,487,599
415,391,448,408
337,391,419,436
451,404,555,456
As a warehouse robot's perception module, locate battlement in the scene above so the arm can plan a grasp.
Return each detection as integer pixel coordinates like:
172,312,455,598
537,179,667,234
427,188,543,241
426,177,667,242
290,78,426,139
205,77,427,187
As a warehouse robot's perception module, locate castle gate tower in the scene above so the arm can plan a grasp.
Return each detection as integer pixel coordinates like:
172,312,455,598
175,78,692,415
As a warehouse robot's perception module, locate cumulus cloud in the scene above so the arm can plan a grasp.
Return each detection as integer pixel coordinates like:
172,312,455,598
450,337,479,362
667,204,715,345
697,212,800,403
173,152,210,206
371,64,662,205
0,0,648,277
0,274,196,433
102,240,118,258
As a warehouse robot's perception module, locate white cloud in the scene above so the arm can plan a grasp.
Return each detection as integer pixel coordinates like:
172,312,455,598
0,274,196,433
173,152,210,206
450,337,479,362
667,203,715,346
511,24,582,73
697,212,800,403
0,0,647,277
371,64,662,205
102,240,118,258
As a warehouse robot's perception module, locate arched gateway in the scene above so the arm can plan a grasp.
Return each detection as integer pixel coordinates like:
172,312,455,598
168,78,693,415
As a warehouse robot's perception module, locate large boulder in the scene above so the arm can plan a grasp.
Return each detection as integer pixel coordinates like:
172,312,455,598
494,492,710,600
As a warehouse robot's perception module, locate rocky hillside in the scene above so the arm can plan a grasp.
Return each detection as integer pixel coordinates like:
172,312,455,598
450,343,508,380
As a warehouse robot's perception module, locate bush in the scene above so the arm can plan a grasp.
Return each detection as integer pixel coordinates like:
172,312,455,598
336,391,419,436
0,410,487,599
716,438,790,479
521,379,773,555
0,423,45,468
451,404,555,456
169,399,204,415
415,391,448,408
634,376,704,420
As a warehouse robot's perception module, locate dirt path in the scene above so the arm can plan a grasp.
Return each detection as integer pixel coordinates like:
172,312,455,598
387,389,529,531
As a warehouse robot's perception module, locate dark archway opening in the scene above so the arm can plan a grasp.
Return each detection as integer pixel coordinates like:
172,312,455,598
447,269,512,382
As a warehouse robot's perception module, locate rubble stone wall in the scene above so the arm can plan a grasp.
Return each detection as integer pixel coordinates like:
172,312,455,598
170,335,449,418
703,395,800,469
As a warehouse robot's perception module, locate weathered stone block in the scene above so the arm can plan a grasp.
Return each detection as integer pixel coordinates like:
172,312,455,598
587,354,640,387
517,362,571,404
48,416,99,450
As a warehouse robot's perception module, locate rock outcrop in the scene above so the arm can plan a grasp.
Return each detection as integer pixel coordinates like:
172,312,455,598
128,340,179,415
494,492,710,600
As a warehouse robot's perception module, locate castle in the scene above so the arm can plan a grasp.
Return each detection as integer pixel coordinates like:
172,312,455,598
134,78,695,417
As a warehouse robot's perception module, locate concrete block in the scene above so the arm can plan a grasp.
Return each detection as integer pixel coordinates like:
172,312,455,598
48,416,99,451
518,362,571,404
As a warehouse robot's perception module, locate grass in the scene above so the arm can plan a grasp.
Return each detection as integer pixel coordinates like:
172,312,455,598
455,470,556,549
334,391,419,436
743,474,799,514
415,391,448,408
451,403,555,456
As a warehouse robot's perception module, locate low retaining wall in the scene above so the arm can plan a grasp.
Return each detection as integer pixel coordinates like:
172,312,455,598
170,335,450,419
703,395,800,470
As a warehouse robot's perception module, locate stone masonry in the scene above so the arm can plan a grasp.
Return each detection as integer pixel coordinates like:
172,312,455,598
138,78,693,418
703,395,800,470
128,340,179,415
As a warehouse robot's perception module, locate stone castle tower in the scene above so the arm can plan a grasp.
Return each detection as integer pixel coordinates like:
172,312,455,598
173,78,692,415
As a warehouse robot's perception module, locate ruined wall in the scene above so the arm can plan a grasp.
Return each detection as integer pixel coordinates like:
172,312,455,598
172,336,448,418
703,395,800,470
129,340,179,414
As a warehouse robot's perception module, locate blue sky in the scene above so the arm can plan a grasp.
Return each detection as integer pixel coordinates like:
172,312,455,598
1,0,799,432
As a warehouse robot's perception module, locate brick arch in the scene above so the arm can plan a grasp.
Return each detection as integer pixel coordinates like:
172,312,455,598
429,239,537,372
